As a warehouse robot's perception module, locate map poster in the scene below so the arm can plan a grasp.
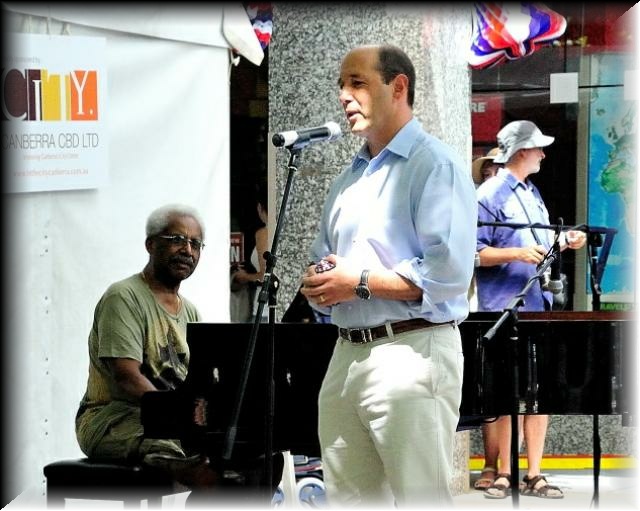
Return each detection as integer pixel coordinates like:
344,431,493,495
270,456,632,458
587,55,636,307
2,33,108,193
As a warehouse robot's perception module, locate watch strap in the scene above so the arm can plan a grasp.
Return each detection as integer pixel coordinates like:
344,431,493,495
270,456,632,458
360,269,370,287
354,269,371,300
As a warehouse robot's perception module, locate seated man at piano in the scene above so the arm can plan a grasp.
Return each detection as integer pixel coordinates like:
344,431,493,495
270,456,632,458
75,204,280,503
475,121,586,499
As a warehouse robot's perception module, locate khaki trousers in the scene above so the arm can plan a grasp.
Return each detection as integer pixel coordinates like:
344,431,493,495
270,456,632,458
318,323,463,508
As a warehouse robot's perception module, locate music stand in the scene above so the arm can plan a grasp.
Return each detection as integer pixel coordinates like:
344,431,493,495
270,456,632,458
185,322,338,457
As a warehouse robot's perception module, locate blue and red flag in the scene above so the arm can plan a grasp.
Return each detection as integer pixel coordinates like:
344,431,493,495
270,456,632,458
245,2,273,50
469,3,567,69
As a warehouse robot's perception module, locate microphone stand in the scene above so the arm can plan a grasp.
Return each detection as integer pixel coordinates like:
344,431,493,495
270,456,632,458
481,244,560,508
478,220,564,231
586,228,604,508
222,147,302,501
576,224,617,509
479,220,620,507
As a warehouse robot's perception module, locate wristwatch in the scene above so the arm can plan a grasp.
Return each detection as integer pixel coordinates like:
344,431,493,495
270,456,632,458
354,269,371,300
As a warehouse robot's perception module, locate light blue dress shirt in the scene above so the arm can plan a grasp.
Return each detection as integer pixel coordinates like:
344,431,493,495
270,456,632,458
309,118,478,329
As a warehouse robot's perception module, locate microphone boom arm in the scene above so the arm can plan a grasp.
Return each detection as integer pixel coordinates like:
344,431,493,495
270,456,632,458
482,246,559,343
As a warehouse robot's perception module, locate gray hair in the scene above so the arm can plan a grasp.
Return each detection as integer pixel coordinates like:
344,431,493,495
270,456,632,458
145,204,205,239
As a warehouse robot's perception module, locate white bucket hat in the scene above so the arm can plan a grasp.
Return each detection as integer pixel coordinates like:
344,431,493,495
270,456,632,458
493,120,555,163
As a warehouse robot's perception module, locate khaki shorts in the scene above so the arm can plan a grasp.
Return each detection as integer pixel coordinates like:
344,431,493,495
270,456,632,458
76,402,185,462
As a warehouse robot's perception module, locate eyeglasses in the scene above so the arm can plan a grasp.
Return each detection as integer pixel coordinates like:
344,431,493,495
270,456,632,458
156,234,205,251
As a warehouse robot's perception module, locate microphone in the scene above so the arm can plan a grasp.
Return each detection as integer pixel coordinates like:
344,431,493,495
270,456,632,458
544,255,563,294
542,218,563,294
272,121,342,149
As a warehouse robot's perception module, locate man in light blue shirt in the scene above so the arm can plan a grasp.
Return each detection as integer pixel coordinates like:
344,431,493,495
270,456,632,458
300,45,477,507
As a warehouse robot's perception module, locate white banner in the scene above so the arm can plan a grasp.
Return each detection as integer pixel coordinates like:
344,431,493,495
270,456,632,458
4,17,229,503
3,33,108,193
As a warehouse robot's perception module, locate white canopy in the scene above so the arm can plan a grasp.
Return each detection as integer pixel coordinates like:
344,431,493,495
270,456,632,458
2,2,265,65
3,4,253,503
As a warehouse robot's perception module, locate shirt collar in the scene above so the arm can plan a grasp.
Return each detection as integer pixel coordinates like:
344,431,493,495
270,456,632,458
351,117,419,170
497,167,528,190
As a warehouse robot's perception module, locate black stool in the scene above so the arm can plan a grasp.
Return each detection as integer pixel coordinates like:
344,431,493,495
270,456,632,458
43,458,176,508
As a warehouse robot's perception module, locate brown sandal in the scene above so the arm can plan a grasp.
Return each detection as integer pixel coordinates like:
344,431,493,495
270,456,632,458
474,466,497,490
520,474,564,499
483,473,512,499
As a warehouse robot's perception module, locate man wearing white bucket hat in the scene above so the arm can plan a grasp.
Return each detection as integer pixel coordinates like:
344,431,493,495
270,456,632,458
474,120,586,499
493,120,556,164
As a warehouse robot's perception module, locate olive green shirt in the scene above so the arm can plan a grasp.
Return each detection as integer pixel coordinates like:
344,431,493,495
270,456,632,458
76,273,200,455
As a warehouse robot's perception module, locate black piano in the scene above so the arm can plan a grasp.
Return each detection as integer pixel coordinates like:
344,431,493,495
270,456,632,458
142,322,337,460
141,312,634,460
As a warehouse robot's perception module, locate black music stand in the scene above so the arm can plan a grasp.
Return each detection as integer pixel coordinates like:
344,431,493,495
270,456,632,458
185,321,338,458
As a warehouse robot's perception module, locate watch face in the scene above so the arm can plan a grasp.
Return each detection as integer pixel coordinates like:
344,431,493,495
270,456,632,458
356,285,371,300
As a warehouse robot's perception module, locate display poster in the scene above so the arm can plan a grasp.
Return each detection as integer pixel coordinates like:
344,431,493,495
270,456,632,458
471,93,503,143
230,232,245,269
587,54,636,308
2,33,108,193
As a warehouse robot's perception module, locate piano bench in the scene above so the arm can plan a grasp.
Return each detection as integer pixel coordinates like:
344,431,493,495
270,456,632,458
43,458,175,508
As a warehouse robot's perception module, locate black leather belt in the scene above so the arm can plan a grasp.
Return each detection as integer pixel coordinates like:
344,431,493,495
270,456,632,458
338,318,453,344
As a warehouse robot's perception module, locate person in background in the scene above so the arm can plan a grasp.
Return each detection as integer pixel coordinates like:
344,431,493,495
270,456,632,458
471,147,500,187
476,120,586,499
469,146,501,491
300,44,477,507
469,147,501,308
231,192,270,322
